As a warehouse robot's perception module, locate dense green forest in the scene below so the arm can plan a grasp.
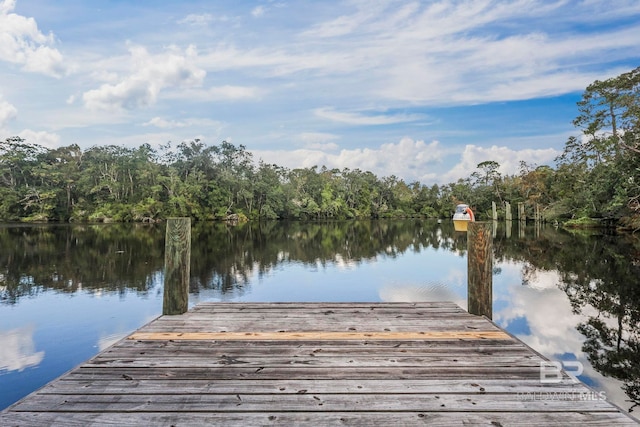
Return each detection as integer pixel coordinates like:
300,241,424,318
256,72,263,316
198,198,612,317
1,67,639,229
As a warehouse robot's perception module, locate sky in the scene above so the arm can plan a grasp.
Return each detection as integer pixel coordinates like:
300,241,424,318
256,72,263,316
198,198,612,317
0,0,639,185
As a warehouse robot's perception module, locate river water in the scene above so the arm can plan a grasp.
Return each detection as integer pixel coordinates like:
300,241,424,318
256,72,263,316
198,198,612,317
0,220,638,419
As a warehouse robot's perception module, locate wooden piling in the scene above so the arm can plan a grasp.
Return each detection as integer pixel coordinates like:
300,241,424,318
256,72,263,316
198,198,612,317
518,202,525,222
163,217,191,315
467,222,492,319
505,201,512,221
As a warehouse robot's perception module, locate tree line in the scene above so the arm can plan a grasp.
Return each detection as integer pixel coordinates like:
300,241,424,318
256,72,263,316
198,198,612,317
1,67,639,229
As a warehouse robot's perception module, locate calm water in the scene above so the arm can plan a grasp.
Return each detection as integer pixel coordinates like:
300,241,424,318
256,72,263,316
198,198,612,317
0,220,639,419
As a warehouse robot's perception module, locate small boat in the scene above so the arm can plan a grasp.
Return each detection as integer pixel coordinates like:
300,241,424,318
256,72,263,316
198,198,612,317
452,204,475,232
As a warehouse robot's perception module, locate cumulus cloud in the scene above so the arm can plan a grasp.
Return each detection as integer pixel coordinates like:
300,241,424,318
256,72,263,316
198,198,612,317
0,97,17,127
441,144,560,183
296,132,340,150
0,325,45,372
18,129,60,148
82,44,206,111
254,138,561,184
0,0,65,77
255,137,444,181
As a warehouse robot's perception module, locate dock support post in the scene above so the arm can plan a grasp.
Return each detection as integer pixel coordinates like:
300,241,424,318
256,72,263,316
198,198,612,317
492,201,497,221
467,221,493,319
163,217,191,315
518,202,525,222
505,201,512,222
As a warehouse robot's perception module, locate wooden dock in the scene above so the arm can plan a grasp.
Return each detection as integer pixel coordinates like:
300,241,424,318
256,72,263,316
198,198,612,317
1,302,637,426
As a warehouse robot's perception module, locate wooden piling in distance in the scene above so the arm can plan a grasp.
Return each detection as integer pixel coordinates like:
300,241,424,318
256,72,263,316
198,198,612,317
505,201,512,221
467,222,492,319
518,202,525,222
163,217,191,315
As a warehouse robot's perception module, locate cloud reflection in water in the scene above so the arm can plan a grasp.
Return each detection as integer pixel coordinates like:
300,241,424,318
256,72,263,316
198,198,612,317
0,325,44,372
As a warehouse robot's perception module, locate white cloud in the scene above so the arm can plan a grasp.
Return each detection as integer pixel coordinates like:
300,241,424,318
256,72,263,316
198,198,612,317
296,132,339,150
442,144,560,183
0,97,17,127
178,13,214,26
207,85,262,100
143,116,224,130
0,325,45,372
256,139,560,185
0,0,65,77
143,117,181,129
256,137,444,181
251,6,266,18
315,108,426,125
291,0,640,105
163,85,263,102
82,44,206,111
18,129,60,148
0,0,13,14
197,44,356,77
302,0,390,38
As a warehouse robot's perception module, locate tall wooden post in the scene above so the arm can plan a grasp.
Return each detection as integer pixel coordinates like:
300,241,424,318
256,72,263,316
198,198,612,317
518,202,525,222
505,201,512,238
163,217,191,315
492,201,497,221
467,222,492,319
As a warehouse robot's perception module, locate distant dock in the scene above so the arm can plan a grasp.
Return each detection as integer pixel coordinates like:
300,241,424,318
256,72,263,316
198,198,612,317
1,302,636,426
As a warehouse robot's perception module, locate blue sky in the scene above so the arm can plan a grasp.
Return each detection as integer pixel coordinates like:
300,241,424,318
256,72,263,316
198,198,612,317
1,0,639,185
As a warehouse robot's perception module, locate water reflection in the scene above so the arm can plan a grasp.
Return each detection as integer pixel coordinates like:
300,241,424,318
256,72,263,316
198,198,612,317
0,220,638,416
493,226,640,415
561,233,640,414
0,325,44,372
379,282,467,311
0,223,165,304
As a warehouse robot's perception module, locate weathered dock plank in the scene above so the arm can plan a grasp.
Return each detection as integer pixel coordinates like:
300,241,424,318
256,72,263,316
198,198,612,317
1,411,634,427
1,302,637,426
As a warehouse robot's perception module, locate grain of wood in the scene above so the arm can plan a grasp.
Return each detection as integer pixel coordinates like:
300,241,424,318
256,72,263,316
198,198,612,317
2,302,636,426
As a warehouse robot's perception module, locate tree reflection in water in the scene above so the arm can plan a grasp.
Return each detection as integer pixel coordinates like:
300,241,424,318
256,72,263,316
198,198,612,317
559,234,640,414
0,220,638,412
496,225,640,414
